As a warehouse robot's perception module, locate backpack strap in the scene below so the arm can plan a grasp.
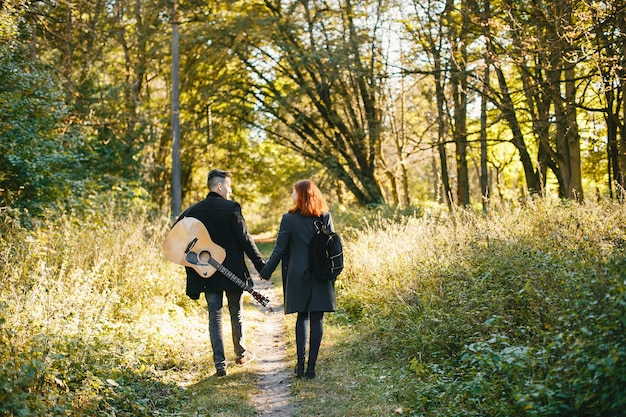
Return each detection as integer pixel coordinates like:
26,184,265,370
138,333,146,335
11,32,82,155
313,215,324,232
313,213,331,233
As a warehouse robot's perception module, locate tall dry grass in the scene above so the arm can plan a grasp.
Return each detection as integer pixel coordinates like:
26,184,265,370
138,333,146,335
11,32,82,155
0,208,219,415
297,197,626,417
2,197,625,417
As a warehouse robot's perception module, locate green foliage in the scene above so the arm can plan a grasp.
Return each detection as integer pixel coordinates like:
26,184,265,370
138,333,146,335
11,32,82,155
0,207,209,416
0,5,95,215
330,198,626,416
2,179,625,416
0,2,167,218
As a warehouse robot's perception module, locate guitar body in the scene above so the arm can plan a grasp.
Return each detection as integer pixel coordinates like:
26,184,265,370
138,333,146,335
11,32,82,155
162,217,226,278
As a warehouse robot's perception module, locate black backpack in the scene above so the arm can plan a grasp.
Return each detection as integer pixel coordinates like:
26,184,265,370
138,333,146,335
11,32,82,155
308,216,344,280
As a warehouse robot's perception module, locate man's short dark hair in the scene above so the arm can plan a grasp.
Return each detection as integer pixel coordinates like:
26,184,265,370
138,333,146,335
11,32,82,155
207,169,231,189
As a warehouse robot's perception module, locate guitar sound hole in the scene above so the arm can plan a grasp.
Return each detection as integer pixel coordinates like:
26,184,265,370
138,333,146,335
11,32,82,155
198,250,212,264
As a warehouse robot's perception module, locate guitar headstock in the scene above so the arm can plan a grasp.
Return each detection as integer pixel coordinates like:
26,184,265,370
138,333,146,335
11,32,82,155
252,290,270,307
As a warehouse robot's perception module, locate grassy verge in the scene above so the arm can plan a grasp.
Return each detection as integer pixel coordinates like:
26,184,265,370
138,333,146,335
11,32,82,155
295,198,626,416
1,197,624,416
0,209,259,416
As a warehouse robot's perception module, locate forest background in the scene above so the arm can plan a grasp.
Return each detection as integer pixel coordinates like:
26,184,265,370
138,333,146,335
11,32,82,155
2,0,626,220
1,1,625,416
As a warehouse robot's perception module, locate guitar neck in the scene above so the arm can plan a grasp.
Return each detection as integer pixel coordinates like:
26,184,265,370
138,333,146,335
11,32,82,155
207,258,270,308
207,258,250,290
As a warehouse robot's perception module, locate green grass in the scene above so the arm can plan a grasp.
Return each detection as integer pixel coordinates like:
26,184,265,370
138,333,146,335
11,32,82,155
1,197,625,416
314,198,626,417
0,209,258,416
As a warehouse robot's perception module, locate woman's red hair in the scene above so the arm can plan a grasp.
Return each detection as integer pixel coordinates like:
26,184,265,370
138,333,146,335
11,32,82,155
289,180,328,217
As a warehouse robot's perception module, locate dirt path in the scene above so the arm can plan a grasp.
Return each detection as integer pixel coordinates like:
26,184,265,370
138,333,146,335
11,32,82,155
249,278,299,417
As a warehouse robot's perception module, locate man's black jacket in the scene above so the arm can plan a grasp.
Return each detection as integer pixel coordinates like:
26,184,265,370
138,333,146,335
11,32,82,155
175,192,265,299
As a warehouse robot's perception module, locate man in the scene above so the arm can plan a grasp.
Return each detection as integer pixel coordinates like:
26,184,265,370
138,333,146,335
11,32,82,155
175,169,266,377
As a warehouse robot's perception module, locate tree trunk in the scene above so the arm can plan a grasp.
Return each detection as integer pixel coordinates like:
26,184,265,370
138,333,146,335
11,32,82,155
493,66,541,195
606,101,618,198
620,11,626,196
563,66,583,200
480,63,489,211
438,142,453,209
452,1,470,207
171,0,181,217
452,41,470,207
475,0,541,196
433,47,453,210
615,74,626,193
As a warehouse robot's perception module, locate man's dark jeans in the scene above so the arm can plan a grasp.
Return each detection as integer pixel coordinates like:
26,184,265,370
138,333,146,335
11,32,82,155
205,290,246,371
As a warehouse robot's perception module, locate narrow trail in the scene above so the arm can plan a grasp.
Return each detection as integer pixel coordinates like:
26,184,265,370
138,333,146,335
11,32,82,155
249,278,299,417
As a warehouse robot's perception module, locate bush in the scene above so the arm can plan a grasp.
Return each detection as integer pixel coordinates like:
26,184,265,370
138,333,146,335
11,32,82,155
334,198,626,416
0,207,201,416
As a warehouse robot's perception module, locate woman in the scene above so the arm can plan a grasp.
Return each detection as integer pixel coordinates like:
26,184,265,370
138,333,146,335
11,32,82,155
260,180,337,379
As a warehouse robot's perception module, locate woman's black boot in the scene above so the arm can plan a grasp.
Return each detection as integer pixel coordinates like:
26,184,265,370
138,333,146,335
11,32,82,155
295,358,305,377
305,363,316,379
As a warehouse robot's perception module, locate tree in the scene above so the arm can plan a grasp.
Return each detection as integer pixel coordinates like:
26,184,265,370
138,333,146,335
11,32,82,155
483,0,584,199
0,2,89,213
27,0,170,189
587,2,626,198
405,0,465,209
466,0,542,197
9,0,625,214
219,0,388,206
449,0,472,206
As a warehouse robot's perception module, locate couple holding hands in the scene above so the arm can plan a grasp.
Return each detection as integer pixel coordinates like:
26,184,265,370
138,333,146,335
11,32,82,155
169,169,337,379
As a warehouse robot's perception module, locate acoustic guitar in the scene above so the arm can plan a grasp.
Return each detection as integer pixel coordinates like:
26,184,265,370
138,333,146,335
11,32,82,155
162,217,270,308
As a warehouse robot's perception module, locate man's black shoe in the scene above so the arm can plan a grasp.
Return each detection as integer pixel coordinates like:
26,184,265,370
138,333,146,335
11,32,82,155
235,350,256,366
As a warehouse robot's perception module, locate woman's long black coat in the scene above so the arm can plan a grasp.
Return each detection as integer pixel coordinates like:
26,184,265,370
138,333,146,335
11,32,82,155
261,212,336,314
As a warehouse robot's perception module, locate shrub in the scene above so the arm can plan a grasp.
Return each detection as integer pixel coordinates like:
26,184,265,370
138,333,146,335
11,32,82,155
0,207,200,415
334,198,626,416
